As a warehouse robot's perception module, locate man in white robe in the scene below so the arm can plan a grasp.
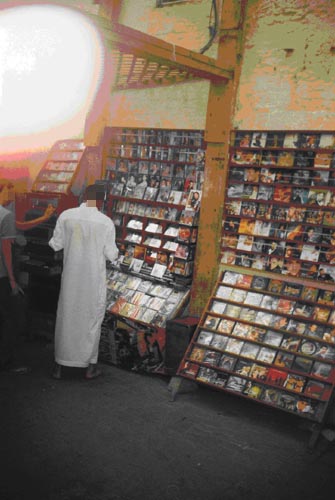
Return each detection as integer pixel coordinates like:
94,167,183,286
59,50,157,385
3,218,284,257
49,184,118,379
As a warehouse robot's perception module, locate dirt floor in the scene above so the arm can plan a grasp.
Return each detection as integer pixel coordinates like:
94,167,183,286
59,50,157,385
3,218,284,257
1,337,335,500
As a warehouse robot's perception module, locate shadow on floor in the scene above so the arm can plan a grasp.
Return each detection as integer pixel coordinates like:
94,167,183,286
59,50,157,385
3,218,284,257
1,337,335,500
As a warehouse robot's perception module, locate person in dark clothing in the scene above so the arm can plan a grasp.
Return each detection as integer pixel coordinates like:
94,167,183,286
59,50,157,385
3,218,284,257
0,188,25,371
0,184,54,371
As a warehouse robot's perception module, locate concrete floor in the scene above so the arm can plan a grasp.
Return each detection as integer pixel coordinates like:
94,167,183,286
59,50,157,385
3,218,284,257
1,337,335,500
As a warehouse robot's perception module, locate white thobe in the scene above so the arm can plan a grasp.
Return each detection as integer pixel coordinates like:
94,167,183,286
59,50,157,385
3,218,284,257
49,203,118,367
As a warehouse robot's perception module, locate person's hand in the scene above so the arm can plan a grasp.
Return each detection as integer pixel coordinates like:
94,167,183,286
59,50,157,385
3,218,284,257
15,234,27,247
44,204,56,218
11,282,25,296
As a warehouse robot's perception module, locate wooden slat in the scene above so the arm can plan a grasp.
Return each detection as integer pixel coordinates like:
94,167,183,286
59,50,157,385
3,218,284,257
87,15,233,88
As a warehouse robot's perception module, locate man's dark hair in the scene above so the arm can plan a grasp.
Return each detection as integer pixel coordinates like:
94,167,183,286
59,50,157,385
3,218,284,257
84,184,105,201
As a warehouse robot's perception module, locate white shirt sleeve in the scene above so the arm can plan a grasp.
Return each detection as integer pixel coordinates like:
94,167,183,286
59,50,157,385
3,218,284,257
104,219,119,262
49,215,64,251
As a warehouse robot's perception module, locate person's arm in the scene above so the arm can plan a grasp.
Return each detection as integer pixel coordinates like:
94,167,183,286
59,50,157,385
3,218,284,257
1,238,18,291
16,204,56,231
104,220,119,262
49,214,65,251
1,212,23,295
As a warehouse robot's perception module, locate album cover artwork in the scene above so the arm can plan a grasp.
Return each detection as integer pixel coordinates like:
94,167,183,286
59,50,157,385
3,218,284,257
233,132,250,148
196,367,217,384
244,291,263,306
266,279,283,295
264,330,283,347
266,368,287,387
249,364,269,381
225,338,244,355
274,352,294,369
218,354,237,371
226,376,247,393
283,133,299,148
277,393,300,412
232,322,250,338
261,151,278,166
273,185,292,203
217,318,235,334
261,387,280,405
202,349,221,366
233,359,253,377
282,283,302,298
230,288,248,302
311,361,333,380
239,308,257,322
257,185,274,201
214,284,231,301
251,132,267,148
317,289,335,305
275,169,292,184
203,315,221,330
291,169,310,186
281,336,301,352
226,200,242,216
225,304,242,318
222,271,239,285
235,273,253,288
319,134,335,149
210,334,229,351
265,132,285,148
213,372,230,388
181,361,199,378
251,276,269,290
240,342,260,360
256,347,277,364
247,327,266,343
260,295,279,311
268,256,285,274
243,382,263,399
291,356,313,374
210,300,227,315
304,380,327,399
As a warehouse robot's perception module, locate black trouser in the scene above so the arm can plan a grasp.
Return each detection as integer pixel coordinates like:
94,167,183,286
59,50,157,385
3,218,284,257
0,277,18,367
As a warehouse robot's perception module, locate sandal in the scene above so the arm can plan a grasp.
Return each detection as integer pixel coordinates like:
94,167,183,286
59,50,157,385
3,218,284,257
85,368,102,380
52,364,62,380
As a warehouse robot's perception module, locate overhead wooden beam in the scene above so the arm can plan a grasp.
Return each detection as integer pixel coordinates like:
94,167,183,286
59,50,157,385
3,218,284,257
88,15,233,82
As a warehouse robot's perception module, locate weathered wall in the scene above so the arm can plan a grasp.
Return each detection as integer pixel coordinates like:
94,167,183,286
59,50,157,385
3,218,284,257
234,0,335,130
107,81,209,130
103,0,335,133
118,0,217,56
105,0,216,131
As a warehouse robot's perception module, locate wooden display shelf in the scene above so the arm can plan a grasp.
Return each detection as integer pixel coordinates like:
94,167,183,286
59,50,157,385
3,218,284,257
177,268,335,446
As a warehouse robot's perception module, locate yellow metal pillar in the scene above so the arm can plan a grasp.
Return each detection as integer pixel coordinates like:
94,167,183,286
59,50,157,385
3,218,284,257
189,0,247,315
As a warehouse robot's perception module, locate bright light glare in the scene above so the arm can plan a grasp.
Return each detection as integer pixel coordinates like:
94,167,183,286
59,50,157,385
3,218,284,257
0,4,104,155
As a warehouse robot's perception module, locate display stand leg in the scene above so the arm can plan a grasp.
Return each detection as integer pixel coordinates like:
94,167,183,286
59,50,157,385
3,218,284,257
308,391,335,451
168,376,198,402
321,427,335,442
308,423,322,451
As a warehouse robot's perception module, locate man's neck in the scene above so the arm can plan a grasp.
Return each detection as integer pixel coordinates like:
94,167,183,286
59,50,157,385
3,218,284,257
85,200,97,208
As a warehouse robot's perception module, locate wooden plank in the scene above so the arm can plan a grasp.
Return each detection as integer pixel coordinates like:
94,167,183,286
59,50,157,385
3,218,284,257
88,16,233,82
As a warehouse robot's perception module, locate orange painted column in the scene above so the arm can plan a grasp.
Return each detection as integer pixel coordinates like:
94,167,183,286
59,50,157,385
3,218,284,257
189,0,247,315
